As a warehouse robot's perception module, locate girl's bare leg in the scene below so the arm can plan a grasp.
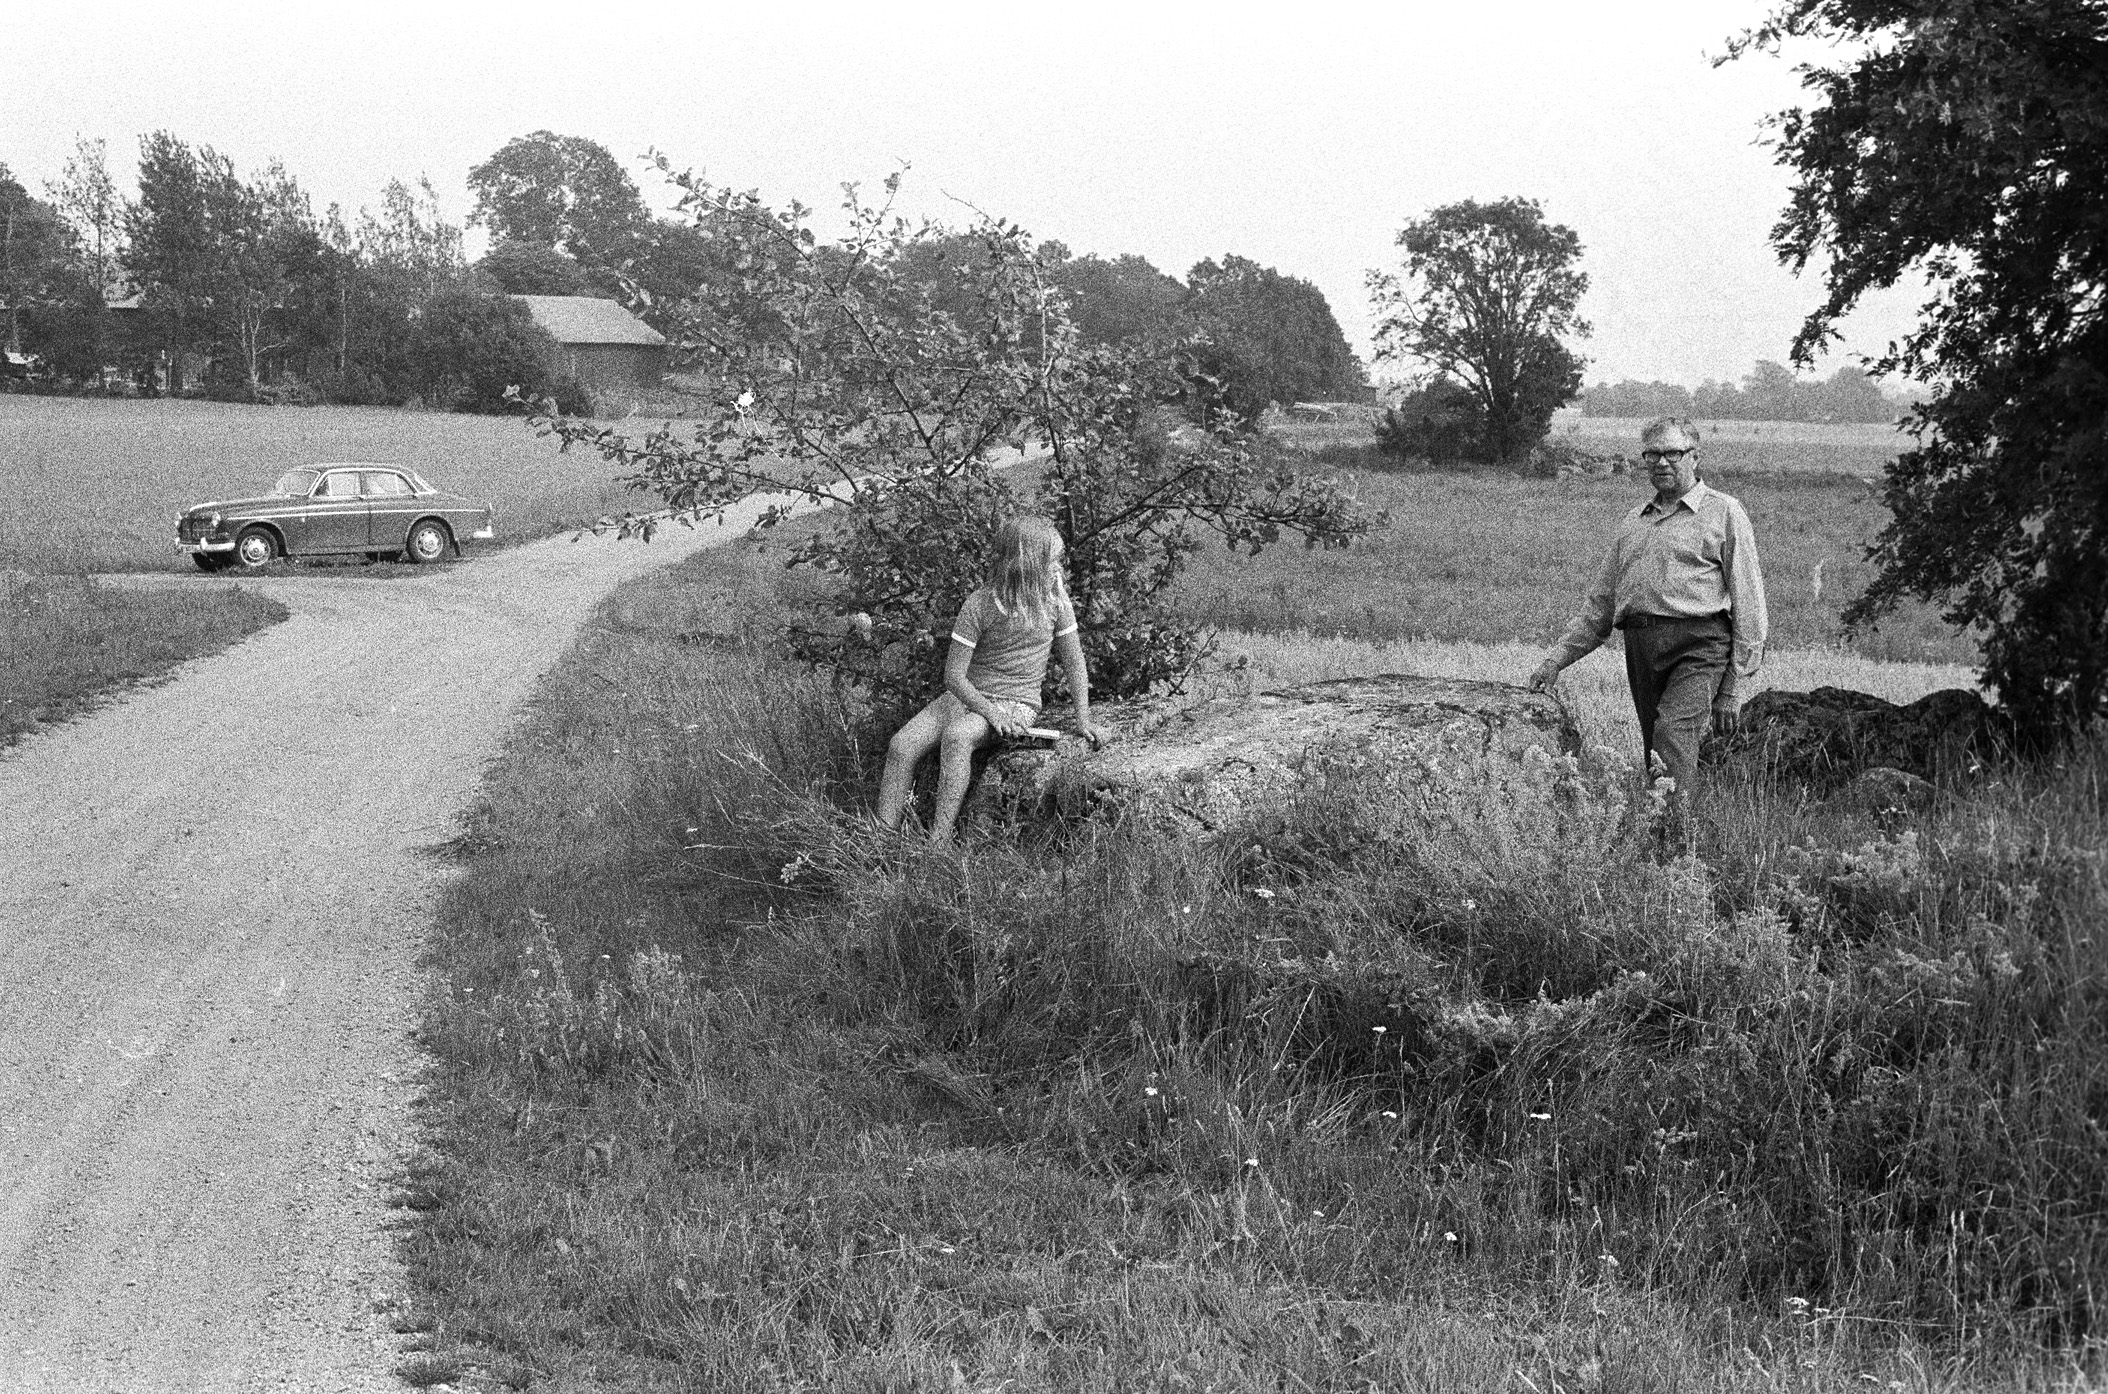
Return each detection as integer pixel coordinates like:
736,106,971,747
928,711,994,846
877,699,952,830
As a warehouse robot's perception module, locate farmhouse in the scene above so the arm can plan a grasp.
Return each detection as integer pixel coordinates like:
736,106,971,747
510,295,667,402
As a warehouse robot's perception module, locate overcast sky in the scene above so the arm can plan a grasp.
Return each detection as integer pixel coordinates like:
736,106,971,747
6,0,1924,387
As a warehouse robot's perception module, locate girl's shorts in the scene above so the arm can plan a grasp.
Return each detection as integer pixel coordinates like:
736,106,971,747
926,692,1037,729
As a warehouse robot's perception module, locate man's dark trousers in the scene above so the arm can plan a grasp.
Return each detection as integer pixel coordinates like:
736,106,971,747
1620,613,1732,796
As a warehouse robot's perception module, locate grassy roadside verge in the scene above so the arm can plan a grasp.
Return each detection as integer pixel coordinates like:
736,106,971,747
0,573,288,749
401,527,2105,1391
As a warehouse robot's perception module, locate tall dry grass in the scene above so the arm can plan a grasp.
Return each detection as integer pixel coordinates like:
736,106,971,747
401,539,2105,1391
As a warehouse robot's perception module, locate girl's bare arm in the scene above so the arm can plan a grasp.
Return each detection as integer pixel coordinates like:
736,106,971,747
1054,631,1110,747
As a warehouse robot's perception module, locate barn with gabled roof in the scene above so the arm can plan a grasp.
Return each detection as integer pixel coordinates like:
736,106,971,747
510,295,667,404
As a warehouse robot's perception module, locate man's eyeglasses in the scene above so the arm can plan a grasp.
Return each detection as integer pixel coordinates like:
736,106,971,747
1641,447,1694,464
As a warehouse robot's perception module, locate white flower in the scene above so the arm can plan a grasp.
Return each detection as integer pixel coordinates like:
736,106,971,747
1372,1025,1388,1035
1252,887,1276,900
1144,1086,1160,1097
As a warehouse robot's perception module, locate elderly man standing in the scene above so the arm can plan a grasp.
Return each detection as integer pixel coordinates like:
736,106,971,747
1529,416,1769,816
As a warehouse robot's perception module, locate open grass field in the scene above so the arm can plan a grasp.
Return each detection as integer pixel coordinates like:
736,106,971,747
1174,466,1973,667
391,482,2107,1389
1270,409,1913,479
0,395,658,574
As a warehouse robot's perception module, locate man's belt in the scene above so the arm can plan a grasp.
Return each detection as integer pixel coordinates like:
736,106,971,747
1616,610,1729,631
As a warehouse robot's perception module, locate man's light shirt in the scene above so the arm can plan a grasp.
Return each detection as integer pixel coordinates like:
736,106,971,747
1549,481,1770,698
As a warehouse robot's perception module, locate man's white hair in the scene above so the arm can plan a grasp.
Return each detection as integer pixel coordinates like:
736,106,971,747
1641,416,1702,446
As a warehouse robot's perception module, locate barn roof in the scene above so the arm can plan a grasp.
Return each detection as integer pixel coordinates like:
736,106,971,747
510,295,667,347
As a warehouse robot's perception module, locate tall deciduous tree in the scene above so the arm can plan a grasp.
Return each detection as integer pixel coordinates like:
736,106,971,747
1041,245,1191,351
47,137,123,298
1184,254,1368,419
1368,198,1590,463
123,132,223,389
467,132,650,273
1,164,75,356
1732,0,2108,739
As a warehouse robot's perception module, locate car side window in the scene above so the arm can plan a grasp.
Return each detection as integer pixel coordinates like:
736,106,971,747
319,472,362,498
363,472,412,498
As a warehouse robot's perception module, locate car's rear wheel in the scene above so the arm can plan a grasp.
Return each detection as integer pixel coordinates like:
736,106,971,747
403,519,451,565
232,527,278,572
191,553,232,573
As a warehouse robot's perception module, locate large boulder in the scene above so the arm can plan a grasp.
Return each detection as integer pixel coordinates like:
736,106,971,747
1713,685,2005,790
966,674,1578,837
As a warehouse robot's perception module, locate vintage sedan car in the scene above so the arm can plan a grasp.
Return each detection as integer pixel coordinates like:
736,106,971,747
175,464,496,572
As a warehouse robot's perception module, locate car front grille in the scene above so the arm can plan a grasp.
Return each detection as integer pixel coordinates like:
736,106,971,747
178,516,210,542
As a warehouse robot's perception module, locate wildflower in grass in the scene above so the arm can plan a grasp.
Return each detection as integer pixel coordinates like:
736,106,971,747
1252,886,1276,900
1382,1111,1399,1120
1372,1025,1388,1036
1245,1157,1260,1168
1529,1111,1551,1120
1144,1086,1160,1097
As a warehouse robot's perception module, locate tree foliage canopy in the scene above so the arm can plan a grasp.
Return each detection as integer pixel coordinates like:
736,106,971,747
527,171,1372,711
1183,254,1369,418
466,131,650,271
1368,197,1589,462
1732,0,2108,739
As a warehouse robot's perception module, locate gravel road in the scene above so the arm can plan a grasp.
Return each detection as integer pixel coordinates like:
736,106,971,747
0,504,773,1392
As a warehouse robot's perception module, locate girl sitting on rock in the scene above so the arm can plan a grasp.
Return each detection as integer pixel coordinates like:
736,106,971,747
877,515,1110,845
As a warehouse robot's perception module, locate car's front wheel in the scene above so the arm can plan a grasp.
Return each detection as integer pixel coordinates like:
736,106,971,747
403,519,452,565
232,527,278,572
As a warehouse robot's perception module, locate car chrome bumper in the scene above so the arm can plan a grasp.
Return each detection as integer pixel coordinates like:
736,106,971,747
176,539,236,554
469,526,494,540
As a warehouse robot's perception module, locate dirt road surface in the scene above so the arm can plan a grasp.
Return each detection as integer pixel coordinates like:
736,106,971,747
0,504,775,1392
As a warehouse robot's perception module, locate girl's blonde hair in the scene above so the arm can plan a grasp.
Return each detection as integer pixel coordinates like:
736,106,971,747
988,515,1067,624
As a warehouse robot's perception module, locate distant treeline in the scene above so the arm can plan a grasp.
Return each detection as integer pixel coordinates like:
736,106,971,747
0,131,1368,416
1581,361,1908,423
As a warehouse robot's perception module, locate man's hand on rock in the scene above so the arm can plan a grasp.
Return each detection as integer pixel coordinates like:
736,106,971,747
1527,659,1563,694
1711,698,1742,737
1076,720,1112,749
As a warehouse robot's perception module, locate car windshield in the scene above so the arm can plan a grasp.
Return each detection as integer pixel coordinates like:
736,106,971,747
272,468,320,497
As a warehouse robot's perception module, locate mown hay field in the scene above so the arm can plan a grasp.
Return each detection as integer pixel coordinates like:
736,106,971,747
0,395,658,574
1557,411,1911,476
1174,465,1974,667
1272,408,1911,477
